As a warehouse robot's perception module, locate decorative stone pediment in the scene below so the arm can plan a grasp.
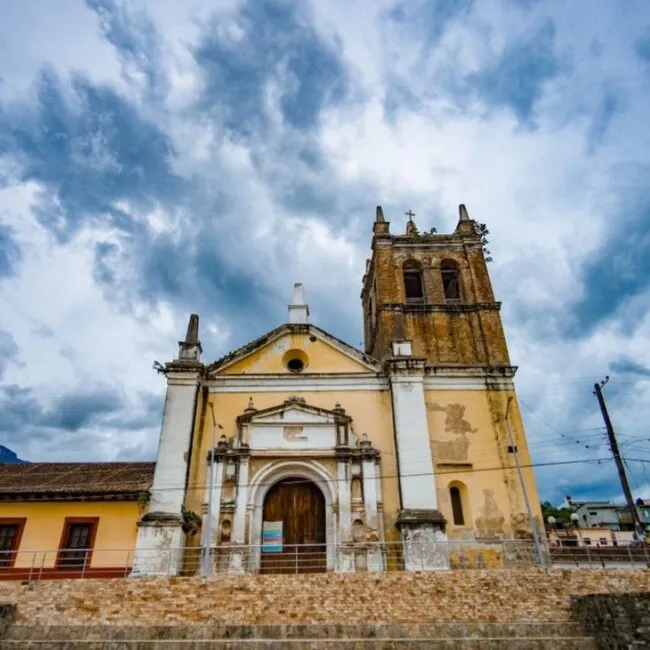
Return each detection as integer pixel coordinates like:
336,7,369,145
238,397,351,452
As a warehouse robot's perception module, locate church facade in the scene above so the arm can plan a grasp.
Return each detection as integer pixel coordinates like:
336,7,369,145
133,205,542,575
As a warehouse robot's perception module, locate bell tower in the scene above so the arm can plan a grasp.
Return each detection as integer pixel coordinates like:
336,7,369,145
361,205,510,368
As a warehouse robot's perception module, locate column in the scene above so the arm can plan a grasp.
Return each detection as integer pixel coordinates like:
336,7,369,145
132,371,200,576
201,438,228,573
337,453,354,571
360,438,383,570
388,341,448,571
228,452,250,572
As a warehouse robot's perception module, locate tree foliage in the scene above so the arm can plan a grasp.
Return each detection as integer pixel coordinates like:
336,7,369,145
541,501,573,524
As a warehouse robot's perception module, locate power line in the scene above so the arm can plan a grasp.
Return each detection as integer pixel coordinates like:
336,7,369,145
1,456,622,499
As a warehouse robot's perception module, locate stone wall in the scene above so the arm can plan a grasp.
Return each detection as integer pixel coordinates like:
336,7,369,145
571,592,650,649
0,604,16,636
1,569,649,627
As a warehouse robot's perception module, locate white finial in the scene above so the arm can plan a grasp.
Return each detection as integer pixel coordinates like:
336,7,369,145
288,282,310,324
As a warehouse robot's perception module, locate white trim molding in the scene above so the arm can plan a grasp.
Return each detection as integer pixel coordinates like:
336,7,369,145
207,375,388,392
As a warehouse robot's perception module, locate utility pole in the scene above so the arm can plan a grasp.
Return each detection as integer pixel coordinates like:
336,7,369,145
594,377,645,541
505,397,547,568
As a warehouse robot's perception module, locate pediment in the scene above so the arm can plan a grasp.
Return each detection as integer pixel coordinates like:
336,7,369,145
206,324,380,376
251,407,336,426
242,398,348,451
240,397,350,426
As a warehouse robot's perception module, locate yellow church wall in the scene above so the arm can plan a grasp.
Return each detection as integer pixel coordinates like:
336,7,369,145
425,388,542,540
0,501,140,569
218,332,373,374
184,388,402,543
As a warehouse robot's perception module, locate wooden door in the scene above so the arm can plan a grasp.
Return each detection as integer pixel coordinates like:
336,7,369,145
261,478,326,574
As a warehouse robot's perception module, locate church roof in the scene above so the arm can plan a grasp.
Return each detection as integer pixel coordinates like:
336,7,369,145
0,462,155,502
205,322,381,376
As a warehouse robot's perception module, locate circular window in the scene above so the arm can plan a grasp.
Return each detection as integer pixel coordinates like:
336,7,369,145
282,349,308,373
287,358,304,373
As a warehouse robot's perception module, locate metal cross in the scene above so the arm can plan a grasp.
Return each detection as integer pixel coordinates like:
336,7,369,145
405,210,415,220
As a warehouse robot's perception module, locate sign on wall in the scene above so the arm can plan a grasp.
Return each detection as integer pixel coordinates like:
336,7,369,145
262,521,283,553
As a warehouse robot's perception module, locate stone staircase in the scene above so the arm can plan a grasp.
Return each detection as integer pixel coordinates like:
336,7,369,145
1,622,598,648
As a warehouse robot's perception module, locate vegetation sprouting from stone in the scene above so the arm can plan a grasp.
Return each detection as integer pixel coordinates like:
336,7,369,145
472,221,493,262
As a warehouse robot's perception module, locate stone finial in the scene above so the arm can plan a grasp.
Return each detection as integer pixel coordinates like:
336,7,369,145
373,206,390,235
244,397,257,414
177,313,202,361
455,203,476,236
288,282,310,324
185,314,199,344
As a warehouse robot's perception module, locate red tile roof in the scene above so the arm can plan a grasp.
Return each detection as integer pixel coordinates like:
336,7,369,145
0,462,155,501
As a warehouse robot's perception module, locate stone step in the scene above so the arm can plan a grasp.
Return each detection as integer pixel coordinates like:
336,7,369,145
0,639,599,650
3,622,589,641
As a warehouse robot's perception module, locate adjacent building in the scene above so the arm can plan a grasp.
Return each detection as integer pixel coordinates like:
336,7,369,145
0,463,153,578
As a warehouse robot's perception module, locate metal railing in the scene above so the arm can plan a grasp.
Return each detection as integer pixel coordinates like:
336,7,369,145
1,539,649,581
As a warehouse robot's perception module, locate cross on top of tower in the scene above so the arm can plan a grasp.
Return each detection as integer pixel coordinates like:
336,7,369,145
405,210,415,220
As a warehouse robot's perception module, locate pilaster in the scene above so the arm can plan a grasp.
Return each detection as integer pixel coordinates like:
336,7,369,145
228,448,251,573
202,437,229,548
360,437,384,570
132,315,203,577
335,448,355,572
131,371,201,576
388,340,448,570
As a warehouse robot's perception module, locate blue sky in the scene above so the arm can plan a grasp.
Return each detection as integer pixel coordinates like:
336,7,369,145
1,0,650,505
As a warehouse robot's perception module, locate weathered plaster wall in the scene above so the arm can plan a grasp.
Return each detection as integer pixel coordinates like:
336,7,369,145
2,570,650,626
0,501,140,568
426,389,542,539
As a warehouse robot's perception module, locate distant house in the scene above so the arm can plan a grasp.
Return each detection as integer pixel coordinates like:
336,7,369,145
564,497,650,534
545,497,650,548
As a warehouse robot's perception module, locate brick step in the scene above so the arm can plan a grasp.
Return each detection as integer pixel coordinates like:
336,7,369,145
3,622,589,641
0,639,598,650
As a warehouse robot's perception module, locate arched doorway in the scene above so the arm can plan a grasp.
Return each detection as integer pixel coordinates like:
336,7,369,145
260,477,326,574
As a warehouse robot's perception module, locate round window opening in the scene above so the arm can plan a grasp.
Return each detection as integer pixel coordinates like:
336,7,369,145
287,358,305,373
282,348,309,373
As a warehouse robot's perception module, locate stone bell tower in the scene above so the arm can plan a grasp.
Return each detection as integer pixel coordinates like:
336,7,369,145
361,205,517,570
361,205,510,367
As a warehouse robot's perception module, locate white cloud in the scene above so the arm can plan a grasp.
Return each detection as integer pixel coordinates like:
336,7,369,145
1,0,650,501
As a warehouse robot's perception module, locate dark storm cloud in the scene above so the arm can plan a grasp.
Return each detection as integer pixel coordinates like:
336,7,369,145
466,19,561,125
194,0,347,134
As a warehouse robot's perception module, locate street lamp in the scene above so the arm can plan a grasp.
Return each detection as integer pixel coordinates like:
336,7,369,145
570,513,582,546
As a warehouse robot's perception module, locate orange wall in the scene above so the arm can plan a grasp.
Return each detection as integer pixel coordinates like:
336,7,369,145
0,501,140,569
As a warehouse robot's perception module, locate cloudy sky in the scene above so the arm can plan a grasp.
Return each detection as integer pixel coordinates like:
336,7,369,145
1,0,650,505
